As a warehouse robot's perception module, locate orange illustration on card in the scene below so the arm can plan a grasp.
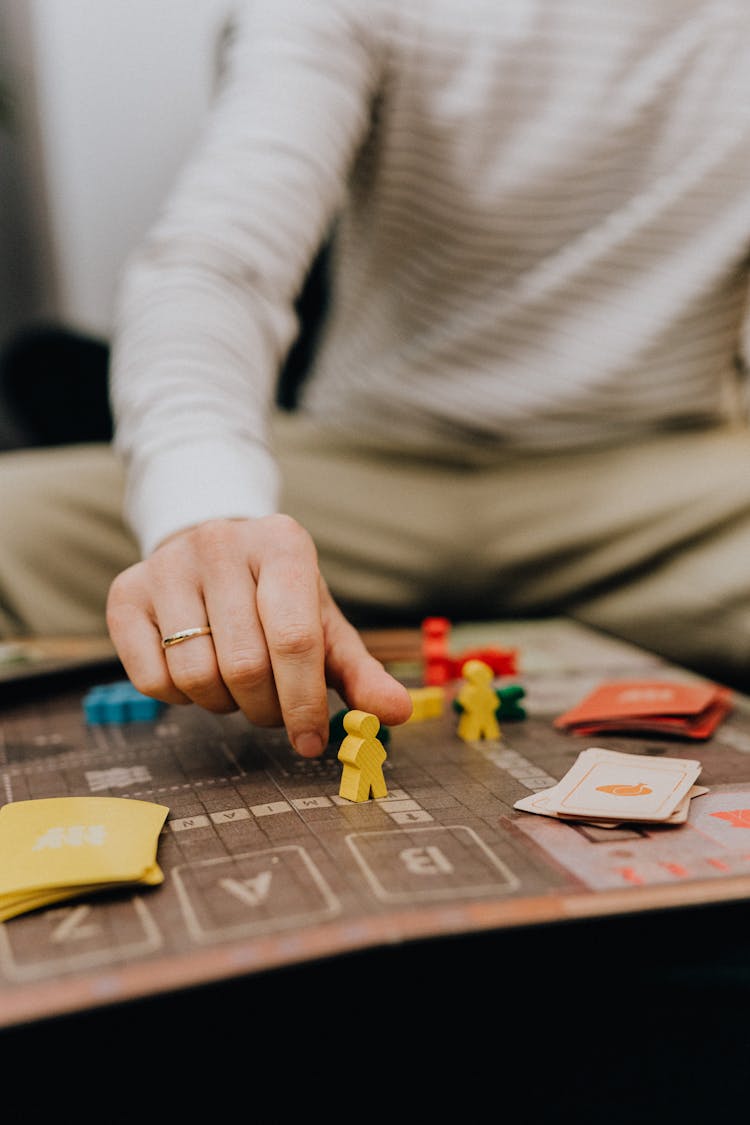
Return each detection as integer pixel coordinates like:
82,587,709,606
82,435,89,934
595,783,653,797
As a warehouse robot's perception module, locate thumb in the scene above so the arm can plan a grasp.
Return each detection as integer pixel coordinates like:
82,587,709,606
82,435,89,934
321,597,413,727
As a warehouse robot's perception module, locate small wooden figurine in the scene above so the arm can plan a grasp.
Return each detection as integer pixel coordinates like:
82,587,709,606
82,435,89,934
456,659,501,742
337,709,388,802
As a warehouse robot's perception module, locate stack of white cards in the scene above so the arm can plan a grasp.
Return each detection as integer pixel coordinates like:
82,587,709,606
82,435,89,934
514,746,707,827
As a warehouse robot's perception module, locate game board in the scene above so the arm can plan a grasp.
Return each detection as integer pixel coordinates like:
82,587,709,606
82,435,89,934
2,617,750,1030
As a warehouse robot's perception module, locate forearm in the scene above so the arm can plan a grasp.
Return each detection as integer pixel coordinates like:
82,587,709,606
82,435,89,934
110,0,380,556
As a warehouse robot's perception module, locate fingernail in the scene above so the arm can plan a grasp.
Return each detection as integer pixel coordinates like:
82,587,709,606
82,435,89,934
294,731,324,758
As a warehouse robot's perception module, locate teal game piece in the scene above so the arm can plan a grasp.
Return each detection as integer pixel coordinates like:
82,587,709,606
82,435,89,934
83,680,165,724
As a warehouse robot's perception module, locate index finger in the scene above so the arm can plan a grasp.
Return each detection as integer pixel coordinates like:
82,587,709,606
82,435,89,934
255,525,330,758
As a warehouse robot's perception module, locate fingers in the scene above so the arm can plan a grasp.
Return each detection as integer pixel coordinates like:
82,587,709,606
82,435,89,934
106,564,191,706
107,515,412,761
320,581,414,727
107,555,236,714
253,518,329,756
158,516,329,749
108,517,331,751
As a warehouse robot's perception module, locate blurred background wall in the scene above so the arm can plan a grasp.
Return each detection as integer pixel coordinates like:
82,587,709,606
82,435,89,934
0,0,233,444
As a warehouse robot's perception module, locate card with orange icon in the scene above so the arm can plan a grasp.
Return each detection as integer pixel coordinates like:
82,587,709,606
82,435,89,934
514,781,708,827
538,746,702,822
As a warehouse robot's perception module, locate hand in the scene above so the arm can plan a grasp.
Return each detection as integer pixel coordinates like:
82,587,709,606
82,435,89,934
106,515,413,757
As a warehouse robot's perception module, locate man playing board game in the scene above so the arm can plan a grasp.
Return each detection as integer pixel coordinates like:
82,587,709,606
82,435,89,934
1,0,750,759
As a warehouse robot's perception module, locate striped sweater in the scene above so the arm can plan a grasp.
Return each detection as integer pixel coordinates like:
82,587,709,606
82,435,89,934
111,0,750,557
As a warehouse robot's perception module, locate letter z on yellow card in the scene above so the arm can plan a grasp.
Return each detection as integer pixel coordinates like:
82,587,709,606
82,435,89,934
546,747,702,822
0,796,169,896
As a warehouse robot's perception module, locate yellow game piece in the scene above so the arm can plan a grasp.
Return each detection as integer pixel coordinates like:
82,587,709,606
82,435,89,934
0,796,169,898
337,709,388,802
405,686,445,722
456,659,501,741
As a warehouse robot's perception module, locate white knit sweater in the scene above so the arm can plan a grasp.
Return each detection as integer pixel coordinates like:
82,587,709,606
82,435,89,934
111,0,750,556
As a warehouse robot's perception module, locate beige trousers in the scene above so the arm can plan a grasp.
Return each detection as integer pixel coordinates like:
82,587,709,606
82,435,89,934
1,414,750,689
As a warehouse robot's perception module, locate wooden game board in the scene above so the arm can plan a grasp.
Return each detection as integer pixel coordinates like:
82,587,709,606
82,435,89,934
2,617,750,1030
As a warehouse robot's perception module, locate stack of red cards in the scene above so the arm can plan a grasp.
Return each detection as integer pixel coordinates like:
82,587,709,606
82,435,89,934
553,679,732,740
514,746,707,827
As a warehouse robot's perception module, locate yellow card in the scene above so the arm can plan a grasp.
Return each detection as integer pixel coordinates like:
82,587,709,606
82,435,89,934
0,885,108,923
0,797,169,896
0,863,164,922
